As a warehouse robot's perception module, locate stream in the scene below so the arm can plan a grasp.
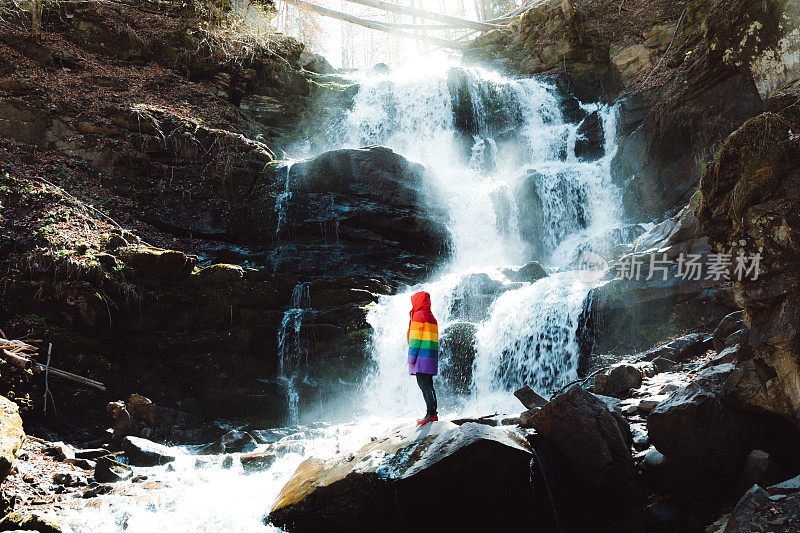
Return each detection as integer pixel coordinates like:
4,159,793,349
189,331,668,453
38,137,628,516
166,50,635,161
58,59,630,531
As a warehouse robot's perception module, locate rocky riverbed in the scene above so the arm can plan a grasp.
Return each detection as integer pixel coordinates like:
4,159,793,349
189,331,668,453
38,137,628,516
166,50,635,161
4,333,800,532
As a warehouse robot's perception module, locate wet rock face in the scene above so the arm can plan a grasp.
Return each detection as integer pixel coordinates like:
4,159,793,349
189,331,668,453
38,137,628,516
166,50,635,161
3,147,447,428
447,273,519,322
438,322,477,392
606,0,799,219
587,204,735,354
237,147,450,282
697,103,800,427
612,73,764,219
574,110,605,160
267,422,534,532
445,67,530,142
705,0,800,100
514,168,588,259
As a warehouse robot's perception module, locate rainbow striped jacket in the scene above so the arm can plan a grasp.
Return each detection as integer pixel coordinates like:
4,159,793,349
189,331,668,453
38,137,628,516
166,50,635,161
407,291,438,375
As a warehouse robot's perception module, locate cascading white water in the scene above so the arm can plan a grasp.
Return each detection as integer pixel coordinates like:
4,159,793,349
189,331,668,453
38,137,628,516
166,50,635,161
274,163,294,239
471,272,590,411
330,62,625,416
276,282,311,424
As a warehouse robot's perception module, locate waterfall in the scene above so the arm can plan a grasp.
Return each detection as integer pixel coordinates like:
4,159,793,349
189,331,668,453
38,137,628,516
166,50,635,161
275,162,294,239
328,63,625,416
277,282,311,424
472,272,589,408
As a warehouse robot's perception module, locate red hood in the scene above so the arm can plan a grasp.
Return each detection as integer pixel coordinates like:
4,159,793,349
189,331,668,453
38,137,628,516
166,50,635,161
410,291,432,319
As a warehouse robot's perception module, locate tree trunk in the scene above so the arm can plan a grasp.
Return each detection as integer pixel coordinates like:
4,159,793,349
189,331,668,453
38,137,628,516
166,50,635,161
31,0,44,38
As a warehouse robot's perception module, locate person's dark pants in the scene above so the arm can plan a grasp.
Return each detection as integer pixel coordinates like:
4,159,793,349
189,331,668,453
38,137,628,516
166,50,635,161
416,373,437,417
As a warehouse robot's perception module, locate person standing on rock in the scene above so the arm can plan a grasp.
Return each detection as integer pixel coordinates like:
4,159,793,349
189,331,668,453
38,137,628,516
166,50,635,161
407,291,439,425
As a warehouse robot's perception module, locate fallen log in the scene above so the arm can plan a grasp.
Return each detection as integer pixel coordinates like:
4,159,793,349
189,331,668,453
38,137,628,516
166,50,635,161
36,364,106,391
0,336,106,391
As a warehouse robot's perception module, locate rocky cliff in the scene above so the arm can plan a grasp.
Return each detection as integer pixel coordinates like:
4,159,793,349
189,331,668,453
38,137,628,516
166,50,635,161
698,96,800,427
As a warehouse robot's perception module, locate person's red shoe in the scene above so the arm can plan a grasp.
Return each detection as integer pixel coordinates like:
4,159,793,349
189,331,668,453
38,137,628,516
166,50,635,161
416,415,438,426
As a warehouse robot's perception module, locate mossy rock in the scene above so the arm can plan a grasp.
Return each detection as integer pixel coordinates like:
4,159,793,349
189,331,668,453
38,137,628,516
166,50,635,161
101,232,128,251
730,164,780,223
118,245,197,280
196,264,245,284
699,112,792,228
0,510,65,533
0,396,24,484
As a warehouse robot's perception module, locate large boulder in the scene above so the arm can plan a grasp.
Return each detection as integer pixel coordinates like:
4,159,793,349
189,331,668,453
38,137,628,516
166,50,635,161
298,51,335,75
197,430,258,455
107,394,198,443
501,261,548,283
514,385,548,409
121,436,175,467
267,422,534,532
648,365,764,475
240,452,277,472
593,363,643,398
697,103,800,428
526,385,635,489
0,396,24,484
524,386,639,530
